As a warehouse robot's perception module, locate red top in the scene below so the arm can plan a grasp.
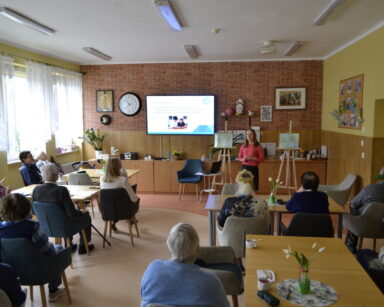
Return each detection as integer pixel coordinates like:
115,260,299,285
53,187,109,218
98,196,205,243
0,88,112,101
238,144,265,167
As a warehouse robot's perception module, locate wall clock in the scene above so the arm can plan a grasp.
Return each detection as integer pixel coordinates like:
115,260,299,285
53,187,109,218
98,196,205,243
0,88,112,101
118,92,142,116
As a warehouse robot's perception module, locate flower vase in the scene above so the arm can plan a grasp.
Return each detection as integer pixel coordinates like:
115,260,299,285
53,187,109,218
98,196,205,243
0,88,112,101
268,192,276,205
95,150,103,159
298,268,311,294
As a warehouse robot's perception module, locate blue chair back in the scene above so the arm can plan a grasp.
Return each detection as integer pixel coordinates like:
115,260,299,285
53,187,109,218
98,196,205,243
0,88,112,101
32,201,82,238
18,168,28,186
177,159,203,183
0,237,70,285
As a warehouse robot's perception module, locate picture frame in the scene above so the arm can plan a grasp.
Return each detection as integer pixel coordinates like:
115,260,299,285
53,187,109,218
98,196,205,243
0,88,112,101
275,87,306,110
260,105,272,122
96,90,114,112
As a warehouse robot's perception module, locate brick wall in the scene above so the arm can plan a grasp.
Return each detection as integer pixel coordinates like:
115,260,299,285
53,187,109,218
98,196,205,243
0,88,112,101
81,60,323,131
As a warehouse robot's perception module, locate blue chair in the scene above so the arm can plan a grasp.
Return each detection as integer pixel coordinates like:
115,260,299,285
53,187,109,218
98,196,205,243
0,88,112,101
0,238,71,307
177,159,203,200
32,201,91,257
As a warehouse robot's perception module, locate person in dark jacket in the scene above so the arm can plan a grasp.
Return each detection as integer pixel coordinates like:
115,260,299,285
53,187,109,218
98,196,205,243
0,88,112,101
285,171,329,214
18,151,43,186
0,263,26,307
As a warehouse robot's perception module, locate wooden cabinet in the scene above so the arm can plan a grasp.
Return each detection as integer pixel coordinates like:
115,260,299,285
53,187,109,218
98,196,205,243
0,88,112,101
121,159,326,194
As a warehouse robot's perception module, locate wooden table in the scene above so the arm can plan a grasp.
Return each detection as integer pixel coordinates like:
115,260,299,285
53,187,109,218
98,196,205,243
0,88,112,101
12,184,100,209
62,168,141,183
245,235,384,306
205,194,348,246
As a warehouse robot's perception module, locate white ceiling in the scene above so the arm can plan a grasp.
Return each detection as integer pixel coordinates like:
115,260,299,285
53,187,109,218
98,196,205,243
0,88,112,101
0,0,383,65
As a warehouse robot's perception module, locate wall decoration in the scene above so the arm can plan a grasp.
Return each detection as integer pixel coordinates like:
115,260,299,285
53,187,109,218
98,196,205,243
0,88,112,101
214,132,233,148
260,106,272,122
100,114,112,125
235,98,244,115
275,87,306,110
96,90,114,112
337,74,364,129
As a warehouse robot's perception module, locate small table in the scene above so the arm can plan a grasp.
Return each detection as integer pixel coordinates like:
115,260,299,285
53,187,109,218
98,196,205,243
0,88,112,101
12,184,100,210
62,168,141,183
245,235,384,306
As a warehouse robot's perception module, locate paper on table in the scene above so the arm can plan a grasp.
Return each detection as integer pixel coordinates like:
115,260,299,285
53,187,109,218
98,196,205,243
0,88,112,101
257,270,276,282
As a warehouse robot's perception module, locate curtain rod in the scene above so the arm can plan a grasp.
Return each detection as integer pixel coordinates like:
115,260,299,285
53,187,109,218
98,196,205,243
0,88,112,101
0,51,80,73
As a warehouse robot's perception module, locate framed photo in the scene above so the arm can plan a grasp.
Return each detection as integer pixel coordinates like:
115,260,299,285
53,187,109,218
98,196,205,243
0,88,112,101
260,106,272,122
96,90,114,112
275,87,306,110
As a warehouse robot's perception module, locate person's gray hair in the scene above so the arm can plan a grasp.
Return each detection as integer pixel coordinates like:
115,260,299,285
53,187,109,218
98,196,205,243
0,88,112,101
41,163,58,182
166,223,200,263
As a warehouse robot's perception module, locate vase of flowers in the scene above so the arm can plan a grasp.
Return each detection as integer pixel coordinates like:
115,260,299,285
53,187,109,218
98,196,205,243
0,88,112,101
171,150,183,160
268,177,282,205
283,242,325,294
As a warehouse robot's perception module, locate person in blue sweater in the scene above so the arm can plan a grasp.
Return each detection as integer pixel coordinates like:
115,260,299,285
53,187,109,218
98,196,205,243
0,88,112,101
285,171,329,213
141,223,229,307
0,194,65,302
18,151,43,186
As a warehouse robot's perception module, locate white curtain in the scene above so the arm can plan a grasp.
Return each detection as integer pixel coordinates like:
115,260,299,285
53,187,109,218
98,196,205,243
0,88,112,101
0,55,15,152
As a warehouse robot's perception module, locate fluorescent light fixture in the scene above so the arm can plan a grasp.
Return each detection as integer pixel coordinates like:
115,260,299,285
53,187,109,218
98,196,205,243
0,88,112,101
82,47,112,61
313,0,348,26
284,41,304,56
0,7,55,35
260,41,276,54
154,0,182,31
184,45,199,59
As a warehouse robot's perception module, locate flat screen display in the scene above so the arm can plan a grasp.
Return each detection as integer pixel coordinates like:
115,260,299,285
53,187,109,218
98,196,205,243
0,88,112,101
146,95,215,135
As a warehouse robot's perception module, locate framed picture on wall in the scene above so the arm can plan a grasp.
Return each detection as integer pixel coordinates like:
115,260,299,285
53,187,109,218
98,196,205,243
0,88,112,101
96,90,114,112
275,87,306,110
260,105,272,122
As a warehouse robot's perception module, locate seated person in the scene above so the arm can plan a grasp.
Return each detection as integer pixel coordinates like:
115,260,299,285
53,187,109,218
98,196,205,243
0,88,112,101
36,151,50,171
141,223,229,307
19,151,43,186
100,157,139,231
285,171,329,213
32,164,94,255
346,177,384,252
0,194,64,302
217,169,269,228
0,263,26,307
50,156,64,177
177,118,186,127
357,247,384,293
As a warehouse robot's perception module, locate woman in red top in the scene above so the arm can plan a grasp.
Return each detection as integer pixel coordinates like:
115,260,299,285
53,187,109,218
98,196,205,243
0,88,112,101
238,129,265,190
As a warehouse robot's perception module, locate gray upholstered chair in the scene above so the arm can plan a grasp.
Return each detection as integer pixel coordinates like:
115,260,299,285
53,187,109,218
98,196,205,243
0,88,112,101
343,202,384,251
147,305,207,307
197,246,243,307
217,215,270,259
221,183,237,195
68,172,95,185
318,173,357,206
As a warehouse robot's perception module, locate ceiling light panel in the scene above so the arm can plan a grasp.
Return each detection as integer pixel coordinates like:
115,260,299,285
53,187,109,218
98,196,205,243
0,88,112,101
313,0,348,26
82,47,112,61
284,41,304,56
0,7,55,35
184,45,199,59
154,0,182,31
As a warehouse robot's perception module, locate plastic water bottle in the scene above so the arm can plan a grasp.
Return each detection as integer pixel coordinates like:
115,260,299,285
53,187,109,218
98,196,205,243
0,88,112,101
167,152,171,160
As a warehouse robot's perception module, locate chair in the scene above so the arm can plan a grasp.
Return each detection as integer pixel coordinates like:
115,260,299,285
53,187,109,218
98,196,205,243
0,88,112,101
18,168,28,186
221,183,237,195
343,202,384,251
68,172,94,185
318,173,357,206
32,201,91,259
217,215,270,259
199,161,222,202
281,213,334,237
98,188,140,247
0,289,11,307
0,238,71,307
177,159,203,200
197,246,243,307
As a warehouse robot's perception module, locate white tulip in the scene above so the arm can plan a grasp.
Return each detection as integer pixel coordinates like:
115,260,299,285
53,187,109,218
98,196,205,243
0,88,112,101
319,247,325,253
282,249,289,254
312,242,317,249
286,254,290,259
268,177,272,182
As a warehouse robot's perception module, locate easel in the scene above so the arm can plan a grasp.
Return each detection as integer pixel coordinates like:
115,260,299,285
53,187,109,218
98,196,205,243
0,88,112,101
216,147,232,184
276,121,298,193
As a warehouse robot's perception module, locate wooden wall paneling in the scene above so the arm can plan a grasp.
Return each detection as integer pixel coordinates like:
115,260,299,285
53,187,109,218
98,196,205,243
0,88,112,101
121,160,154,192
372,137,384,179
154,161,172,192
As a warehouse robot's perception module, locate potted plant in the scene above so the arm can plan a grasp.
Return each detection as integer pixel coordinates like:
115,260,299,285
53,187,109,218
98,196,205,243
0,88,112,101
171,150,183,160
83,128,106,159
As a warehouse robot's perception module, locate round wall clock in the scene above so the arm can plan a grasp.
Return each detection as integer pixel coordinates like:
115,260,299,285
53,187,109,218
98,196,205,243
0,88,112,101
100,114,112,125
118,92,142,116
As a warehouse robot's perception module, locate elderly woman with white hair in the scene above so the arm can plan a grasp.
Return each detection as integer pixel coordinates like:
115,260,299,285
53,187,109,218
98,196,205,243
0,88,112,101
31,163,94,255
141,223,230,307
217,169,269,228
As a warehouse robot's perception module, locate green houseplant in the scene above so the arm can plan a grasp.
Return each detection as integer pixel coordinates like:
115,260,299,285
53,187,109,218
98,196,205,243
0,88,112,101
83,129,106,158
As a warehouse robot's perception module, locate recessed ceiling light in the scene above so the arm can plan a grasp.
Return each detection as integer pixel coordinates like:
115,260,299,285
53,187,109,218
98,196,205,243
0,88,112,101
0,7,55,35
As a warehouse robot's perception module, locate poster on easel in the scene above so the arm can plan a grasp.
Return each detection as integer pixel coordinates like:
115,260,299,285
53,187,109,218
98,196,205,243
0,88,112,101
278,133,299,149
214,132,233,148
339,74,364,129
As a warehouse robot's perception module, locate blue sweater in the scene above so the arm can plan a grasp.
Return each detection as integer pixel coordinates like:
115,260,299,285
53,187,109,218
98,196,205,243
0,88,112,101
141,259,230,307
285,191,329,213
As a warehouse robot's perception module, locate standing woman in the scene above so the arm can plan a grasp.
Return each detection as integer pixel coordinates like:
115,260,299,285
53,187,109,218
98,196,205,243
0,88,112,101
238,129,265,190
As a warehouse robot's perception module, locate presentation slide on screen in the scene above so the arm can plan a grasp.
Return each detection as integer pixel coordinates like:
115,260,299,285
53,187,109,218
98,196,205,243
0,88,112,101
146,96,215,135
